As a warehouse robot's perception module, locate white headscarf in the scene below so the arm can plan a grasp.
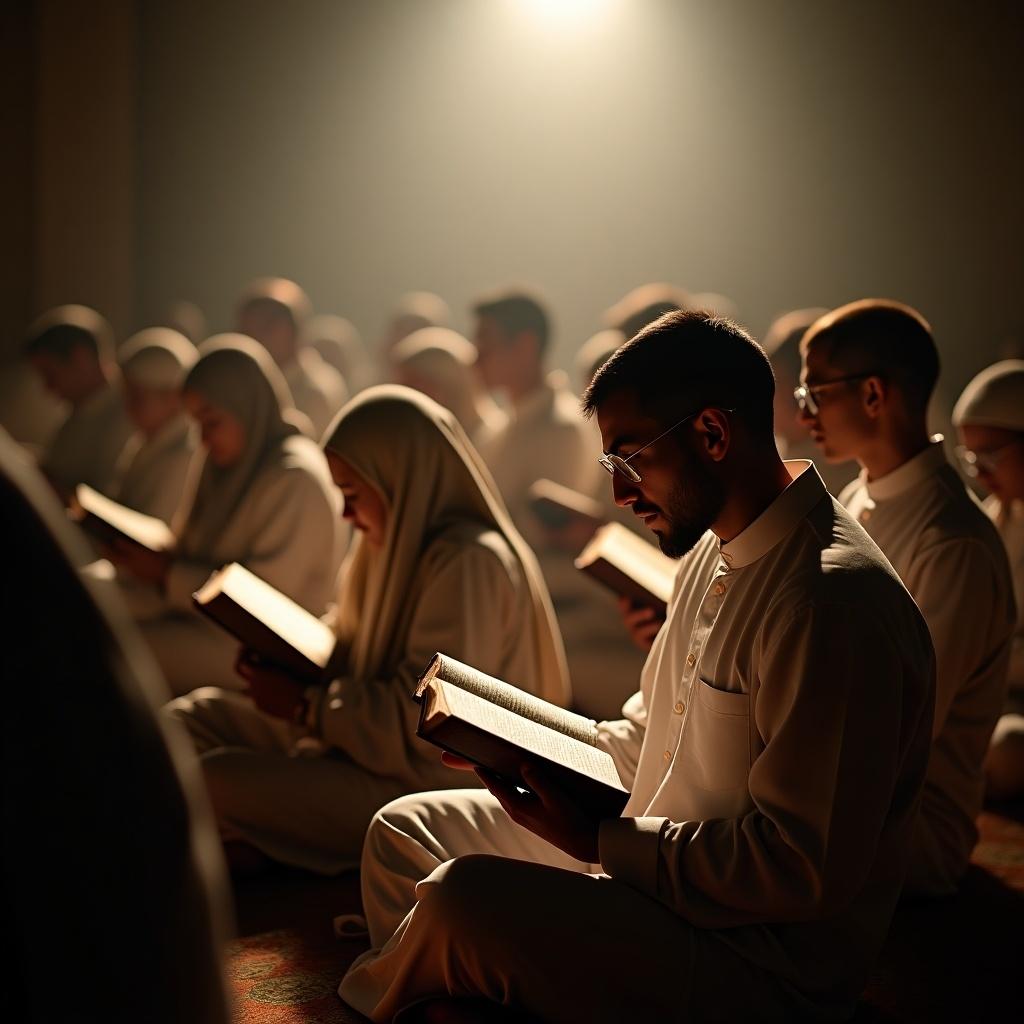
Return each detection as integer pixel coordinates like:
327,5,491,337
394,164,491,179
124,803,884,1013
120,328,198,389
953,360,1024,431
322,385,569,705
175,334,300,556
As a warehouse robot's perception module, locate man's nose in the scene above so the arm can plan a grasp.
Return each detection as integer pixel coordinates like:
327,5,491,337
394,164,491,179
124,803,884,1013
796,401,816,427
612,472,639,508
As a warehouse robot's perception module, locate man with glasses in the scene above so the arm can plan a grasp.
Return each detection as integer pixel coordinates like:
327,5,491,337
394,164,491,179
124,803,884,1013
799,299,1015,897
953,360,1024,801
340,310,935,1023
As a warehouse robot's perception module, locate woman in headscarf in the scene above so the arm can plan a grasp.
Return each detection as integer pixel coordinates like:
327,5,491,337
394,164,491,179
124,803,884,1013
391,327,507,451
953,360,1024,800
109,335,343,695
167,385,570,875
112,327,198,522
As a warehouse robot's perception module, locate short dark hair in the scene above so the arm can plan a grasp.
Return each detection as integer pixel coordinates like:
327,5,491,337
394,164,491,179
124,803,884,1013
583,309,777,441
472,288,550,354
603,282,688,340
24,305,113,361
801,299,939,415
762,307,829,382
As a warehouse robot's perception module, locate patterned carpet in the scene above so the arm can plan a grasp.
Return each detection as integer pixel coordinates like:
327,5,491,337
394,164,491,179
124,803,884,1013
229,808,1024,1024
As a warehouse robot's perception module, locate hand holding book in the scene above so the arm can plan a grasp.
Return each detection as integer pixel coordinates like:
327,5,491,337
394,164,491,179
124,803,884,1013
235,649,310,721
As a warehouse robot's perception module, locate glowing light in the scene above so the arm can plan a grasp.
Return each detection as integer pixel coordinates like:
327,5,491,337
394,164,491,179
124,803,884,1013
518,0,617,26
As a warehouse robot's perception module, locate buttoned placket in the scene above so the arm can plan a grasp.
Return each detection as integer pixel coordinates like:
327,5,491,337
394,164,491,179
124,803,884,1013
658,553,734,775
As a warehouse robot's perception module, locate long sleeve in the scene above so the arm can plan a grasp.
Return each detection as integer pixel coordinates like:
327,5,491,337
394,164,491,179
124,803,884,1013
599,600,934,928
596,690,647,791
316,542,519,778
904,537,1012,737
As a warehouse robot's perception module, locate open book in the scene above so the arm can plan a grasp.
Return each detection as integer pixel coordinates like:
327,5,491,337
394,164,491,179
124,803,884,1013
192,563,337,683
414,653,629,818
574,522,676,616
71,484,175,552
528,478,605,533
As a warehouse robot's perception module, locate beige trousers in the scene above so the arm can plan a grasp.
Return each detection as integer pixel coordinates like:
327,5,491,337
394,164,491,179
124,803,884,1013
166,688,410,874
340,789,804,1023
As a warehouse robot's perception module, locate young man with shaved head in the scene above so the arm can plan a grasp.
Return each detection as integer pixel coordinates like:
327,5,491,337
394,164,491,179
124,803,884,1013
339,311,936,1023
799,299,1015,896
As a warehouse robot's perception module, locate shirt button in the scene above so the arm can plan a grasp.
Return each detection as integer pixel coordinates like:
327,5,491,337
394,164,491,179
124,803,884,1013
860,508,872,522
714,582,726,596
686,652,696,667
663,749,672,761
673,701,685,714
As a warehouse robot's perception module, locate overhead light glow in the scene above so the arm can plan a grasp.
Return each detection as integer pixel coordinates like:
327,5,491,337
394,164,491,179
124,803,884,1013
517,0,617,27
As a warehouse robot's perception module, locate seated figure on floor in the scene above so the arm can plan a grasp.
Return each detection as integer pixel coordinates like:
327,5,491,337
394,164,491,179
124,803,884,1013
112,327,198,522
339,310,936,1024
1,428,231,1024
167,385,570,876
109,334,342,695
25,304,133,498
798,301,1015,896
953,359,1024,802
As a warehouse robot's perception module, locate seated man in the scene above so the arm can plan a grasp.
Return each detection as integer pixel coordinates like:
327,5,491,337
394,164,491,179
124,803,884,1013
798,300,1015,896
25,304,133,498
237,277,347,438
339,310,936,1023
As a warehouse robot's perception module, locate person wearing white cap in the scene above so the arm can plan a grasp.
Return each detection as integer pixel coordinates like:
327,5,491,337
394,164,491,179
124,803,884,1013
953,360,1024,801
798,300,1015,896
24,304,134,499
113,328,199,522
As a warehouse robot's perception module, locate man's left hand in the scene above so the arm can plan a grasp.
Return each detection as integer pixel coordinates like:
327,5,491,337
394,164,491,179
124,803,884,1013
475,761,603,864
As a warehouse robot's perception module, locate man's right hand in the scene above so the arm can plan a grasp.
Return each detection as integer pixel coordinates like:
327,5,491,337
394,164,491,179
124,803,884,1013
618,597,665,651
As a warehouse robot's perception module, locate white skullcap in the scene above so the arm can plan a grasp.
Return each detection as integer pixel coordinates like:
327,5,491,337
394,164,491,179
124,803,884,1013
120,328,198,390
952,360,1024,431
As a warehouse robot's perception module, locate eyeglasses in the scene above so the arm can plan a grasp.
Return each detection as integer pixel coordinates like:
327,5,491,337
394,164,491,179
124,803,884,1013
793,372,876,417
955,437,1023,478
598,408,733,483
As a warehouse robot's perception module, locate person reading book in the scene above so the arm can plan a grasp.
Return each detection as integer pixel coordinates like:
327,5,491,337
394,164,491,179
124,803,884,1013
108,335,343,695
338,310,936,1023
167,385,570,874
110,328,198,522
799,301,1014,896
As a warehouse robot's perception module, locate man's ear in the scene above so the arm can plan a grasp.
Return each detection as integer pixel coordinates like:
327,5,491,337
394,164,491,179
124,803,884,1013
694,408,731,462
862,376,887,419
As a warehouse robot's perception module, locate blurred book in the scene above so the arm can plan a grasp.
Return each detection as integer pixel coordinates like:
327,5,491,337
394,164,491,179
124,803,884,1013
574,522,675,616
414,652,628,818
528,478,605,533
72,484,175,553
193,562,336,683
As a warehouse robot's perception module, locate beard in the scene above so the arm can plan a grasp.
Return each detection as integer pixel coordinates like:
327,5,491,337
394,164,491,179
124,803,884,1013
653,451,726,559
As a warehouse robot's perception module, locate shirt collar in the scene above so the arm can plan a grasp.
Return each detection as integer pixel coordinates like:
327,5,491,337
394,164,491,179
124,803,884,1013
720,460,825,569
860,437,947,502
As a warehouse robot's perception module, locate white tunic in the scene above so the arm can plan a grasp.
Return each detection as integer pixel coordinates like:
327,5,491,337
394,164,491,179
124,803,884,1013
284,349,348,440
987,495,1024,706
839,441,1015,894
596,462,935,1003
41,381,133,494
112,414,195,523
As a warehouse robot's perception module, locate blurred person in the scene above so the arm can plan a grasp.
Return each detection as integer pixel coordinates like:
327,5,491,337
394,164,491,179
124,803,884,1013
380,290,451,362
112,328,198,522
161,299,206,346
340,311,935,1023
953,360,1024,801
237,277,347,438
24,304,133,498
109,335,342,695
392,326,506,450
763,307,857,495
574,328,625,390
304,312,372,394
167,387,569,875
603,281,687,340
799,300,1015,895
2,429,231,1024
688,290,740,321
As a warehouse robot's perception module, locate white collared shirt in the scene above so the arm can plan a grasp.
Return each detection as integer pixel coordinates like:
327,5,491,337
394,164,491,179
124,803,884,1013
841,440,1015,894
595,461,936,1006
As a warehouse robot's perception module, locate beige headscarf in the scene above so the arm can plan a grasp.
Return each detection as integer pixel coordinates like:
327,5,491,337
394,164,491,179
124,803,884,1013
120,328,197,389
322,385,569,705
391,327,506,442
175,334,300,556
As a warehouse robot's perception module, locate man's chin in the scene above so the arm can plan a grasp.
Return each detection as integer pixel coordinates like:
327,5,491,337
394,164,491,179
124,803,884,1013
656,525,706,560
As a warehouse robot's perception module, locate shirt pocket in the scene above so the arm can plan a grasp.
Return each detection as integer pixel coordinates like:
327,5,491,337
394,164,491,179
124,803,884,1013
678,677,750,792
